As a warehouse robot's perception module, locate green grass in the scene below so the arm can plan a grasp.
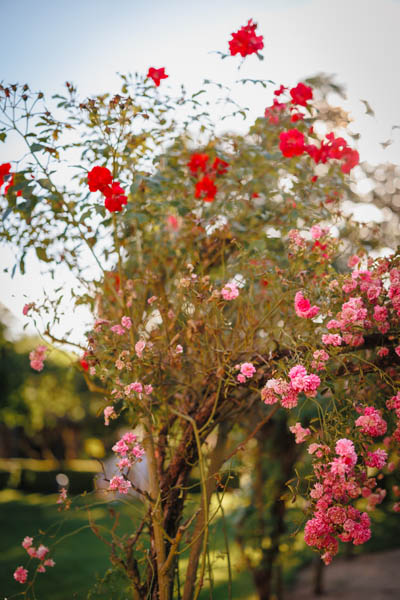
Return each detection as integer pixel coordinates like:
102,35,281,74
3,489,400,599
0,489,143,600
0,489,257,599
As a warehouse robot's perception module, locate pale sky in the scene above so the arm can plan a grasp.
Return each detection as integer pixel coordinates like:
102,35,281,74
1,0,400,341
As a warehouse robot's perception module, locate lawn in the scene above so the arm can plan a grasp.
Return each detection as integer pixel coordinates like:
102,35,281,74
0,489,257,599
1,489,141,599
2,488,399,599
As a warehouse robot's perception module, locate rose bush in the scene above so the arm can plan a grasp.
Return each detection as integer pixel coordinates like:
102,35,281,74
1,19,400,600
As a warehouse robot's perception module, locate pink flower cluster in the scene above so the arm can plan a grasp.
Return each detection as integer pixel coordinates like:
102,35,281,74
115,350,131,371
262,378,298,408
294,291,319,319
289,365,321,397
22,302,35,316
352,270,382,302
13,566,28,584
385,392,400,449
110,377,153,402
365,449,387,469
388,268,400,316
327,256,400,346
109,475,132,494
288,229,305,249
386,391,400,417
108,432,145,494
29,345,47,371
310,225,329,240
363,486,387,511
373,305,388,322
341,296,368,327
14,537,55,583
304,439,373,564
377,346,389,358
135,339,146,358
104,405,117,426
124,381,153,397
261,364,320,409
355,406,387,437
321,333,342,346
323,296,371,347
112,432,145,470
57,487,68,505
221,282,239,301
311,350,329,371
289,422,311,444
236,362,256,383
348,254,360,268
110,316,133,337
323,257,400,347
121,315,132,329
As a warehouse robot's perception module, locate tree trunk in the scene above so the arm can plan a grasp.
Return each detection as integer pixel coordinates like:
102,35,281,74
313,558,324,595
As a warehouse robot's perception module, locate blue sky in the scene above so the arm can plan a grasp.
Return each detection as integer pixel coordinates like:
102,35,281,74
1,0,399,159
1,0,400,339
2,0,304,93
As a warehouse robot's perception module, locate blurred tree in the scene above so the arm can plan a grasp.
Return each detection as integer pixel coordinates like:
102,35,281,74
0,306,104,459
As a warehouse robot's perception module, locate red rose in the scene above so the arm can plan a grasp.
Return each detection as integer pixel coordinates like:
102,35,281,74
80,359,89,371
105,271,120,292
324,133,359,173
264,99,286,125
0,162,11,187
325,132,348,159
87,166,112,193
147,67,168,87
305,141,331,164
194,176,217,203
229,19,264,57
87,166,128,212
274,85,287,97
290,112,304,123
187,153,209,174
279,129,306,158
341,148,359,174
103,182,127,212
290,83,313,107
212,157,229,176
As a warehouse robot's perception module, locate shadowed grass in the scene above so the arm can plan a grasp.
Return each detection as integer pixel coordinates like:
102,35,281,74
0,489,143,600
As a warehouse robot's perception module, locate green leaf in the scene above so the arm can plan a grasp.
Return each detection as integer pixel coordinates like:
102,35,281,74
2,207,12,222
178,205,190,217
35,247,51,262
37,178,53,191
30,143,43,153
19,254,26,275
79,210,93,223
